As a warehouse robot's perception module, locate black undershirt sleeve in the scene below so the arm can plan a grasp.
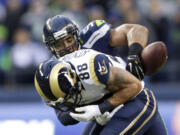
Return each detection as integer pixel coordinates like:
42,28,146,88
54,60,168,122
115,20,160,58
54,105,79,126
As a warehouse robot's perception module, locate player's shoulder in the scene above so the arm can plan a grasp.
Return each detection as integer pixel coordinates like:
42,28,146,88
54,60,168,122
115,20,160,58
60,49,94,62
82,20,108,31
81,20,111,34
89,52,111,85
80,20,111,43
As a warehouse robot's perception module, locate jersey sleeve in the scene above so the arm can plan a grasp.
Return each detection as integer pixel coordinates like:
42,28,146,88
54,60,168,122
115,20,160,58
80,20,112,50
89,53,111,85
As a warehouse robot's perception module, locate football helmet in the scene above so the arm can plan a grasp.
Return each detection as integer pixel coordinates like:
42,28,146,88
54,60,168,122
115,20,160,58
43,15,81,58
34,60,82,111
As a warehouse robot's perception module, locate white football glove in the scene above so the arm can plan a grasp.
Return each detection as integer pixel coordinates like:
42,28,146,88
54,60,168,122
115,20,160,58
95,104,124,126
69,105,102,122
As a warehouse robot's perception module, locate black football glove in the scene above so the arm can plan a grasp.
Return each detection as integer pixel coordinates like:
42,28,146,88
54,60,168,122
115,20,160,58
126,43,145,80
126,55,144,80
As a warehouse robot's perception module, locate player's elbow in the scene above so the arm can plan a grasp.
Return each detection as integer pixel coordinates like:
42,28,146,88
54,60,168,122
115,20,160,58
59,119,73,126
133,24,149,37
140,25,149,36
56,110,79,126
131,81,142,97
58,115,77,126
123,23,149,33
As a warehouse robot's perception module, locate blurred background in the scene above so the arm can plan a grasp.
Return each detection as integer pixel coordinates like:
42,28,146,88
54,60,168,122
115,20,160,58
0,0,180,134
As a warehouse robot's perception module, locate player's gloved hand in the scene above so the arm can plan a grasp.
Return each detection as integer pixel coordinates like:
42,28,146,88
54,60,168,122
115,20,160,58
126,55,144,80
69,105,102,122
126,43,145,80
95,104,124,126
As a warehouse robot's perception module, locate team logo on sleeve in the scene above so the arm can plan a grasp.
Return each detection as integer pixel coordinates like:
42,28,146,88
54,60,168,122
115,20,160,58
98,60,108,75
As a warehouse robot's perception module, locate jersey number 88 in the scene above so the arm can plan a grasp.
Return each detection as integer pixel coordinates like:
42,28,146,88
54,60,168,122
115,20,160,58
77,63,90,80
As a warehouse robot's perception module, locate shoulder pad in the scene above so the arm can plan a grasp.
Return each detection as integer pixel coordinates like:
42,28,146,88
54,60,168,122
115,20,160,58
80,20,111,48
81,20,109,34
95,20,106,27
90,54,111,85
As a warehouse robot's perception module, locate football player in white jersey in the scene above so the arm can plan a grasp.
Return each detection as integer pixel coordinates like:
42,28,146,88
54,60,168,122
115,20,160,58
42,15,147,129
34,49,167,135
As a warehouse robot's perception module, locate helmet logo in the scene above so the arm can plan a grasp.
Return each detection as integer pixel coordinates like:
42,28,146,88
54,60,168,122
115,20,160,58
39,63,44,76
53,24,74,40
42,34,46,43
46,18,52,30
53,30,67,40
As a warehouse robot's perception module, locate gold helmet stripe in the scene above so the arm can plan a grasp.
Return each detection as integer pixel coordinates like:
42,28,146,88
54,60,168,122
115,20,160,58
34,76,50,101
49,63,69,98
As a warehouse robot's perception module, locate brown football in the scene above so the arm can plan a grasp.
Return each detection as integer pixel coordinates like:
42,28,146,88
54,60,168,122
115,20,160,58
141,41,168,76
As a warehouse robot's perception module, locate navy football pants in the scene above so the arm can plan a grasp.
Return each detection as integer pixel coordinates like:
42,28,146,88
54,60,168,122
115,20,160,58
81,89,168,135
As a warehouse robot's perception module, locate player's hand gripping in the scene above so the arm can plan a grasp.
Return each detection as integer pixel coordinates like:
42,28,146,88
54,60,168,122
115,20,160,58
95,104,124,126
126,43,145,80
126,55,144,80
69,105,102,122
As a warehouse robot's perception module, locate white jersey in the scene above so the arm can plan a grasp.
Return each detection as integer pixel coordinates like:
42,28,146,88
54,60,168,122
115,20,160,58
59,49,138,105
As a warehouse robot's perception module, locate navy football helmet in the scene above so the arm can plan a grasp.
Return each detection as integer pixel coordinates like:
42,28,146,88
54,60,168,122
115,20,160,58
43,15,80,58
34,60,82,111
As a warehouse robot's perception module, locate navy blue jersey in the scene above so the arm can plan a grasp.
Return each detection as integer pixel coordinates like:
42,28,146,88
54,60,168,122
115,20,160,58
80,20,115,55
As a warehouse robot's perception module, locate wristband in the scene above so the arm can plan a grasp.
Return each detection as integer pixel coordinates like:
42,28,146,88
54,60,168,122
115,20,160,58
98,100,115,114
128,43,143,56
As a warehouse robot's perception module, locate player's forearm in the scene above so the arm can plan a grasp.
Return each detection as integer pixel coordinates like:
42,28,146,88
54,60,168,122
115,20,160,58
105,66,142,107
126,24,148,48
107,82,141,107
110,24,148,48
98,82,141,114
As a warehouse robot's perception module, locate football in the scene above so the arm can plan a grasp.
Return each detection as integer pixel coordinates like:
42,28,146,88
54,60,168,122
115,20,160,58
141,41,168,76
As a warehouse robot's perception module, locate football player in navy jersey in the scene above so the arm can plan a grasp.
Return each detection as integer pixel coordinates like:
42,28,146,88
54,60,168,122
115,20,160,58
34,49,168,135
43,15,147,80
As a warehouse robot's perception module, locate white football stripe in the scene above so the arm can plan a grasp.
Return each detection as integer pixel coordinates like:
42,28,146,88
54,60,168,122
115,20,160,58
83,24,110,48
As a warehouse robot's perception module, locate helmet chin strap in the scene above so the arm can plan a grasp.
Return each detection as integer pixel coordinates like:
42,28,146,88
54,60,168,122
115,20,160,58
46,67,83,112
46,84,83,112
73,34,81,50
51,46,60,59
55,43,78,58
